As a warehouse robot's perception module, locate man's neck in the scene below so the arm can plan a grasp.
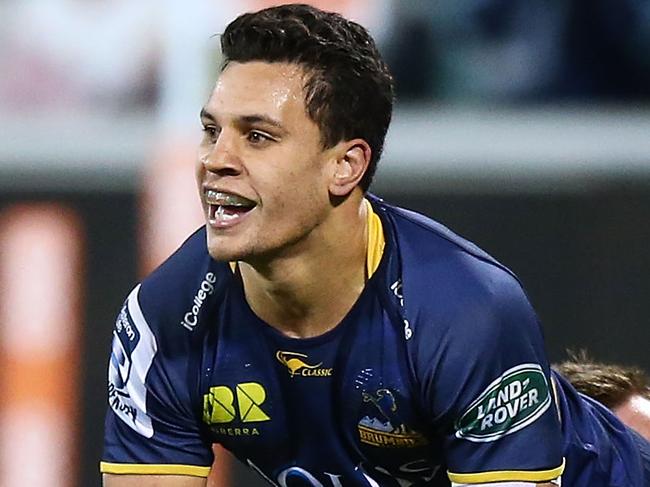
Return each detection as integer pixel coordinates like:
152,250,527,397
239,196,368,338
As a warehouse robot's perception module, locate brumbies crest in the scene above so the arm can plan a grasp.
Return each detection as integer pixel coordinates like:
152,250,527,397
357,388,427,448
455,363,551,442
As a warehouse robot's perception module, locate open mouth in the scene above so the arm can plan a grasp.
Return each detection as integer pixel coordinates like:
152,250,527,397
205,190,256,227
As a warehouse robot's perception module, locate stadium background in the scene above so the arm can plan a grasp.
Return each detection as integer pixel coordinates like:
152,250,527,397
0,1,649,485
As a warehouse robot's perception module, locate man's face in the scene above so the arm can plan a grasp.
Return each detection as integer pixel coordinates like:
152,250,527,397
197,61,336,262
613,395,650,441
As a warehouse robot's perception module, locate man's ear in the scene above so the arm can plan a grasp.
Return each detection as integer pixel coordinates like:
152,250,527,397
329,139,372,197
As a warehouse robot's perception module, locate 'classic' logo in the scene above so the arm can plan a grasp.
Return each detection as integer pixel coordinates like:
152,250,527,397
276,351,333,378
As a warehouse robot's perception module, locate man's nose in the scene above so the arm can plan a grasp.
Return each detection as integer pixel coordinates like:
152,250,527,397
201,132,242,177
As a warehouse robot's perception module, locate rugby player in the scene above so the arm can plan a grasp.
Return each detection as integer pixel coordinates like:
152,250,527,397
555,351,650,441
101,4,650,486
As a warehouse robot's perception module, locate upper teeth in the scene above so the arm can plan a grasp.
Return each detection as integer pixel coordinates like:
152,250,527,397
205,190,254,207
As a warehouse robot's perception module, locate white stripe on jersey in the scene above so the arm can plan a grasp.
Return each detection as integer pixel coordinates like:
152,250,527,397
108,284,158,438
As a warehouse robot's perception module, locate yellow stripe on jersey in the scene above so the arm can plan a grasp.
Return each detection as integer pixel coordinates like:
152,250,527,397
447,458,565,484
100,462,211,477
365,199,385,279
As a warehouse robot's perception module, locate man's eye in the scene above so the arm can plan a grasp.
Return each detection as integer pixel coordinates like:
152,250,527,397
247,131,272,144
202,126,219,140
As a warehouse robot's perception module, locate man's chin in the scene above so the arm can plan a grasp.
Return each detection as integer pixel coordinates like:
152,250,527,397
205,235,247,262
206,245,246,263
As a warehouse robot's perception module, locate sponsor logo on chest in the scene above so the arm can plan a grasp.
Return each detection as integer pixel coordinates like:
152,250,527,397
181,272,216,331
276,351,333,378
203,382,270,437
357,388,428,448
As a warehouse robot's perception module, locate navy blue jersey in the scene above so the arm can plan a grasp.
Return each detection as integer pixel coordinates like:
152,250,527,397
102,196,647,486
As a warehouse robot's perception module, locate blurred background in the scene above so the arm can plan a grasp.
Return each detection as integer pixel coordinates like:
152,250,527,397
1,0,649,485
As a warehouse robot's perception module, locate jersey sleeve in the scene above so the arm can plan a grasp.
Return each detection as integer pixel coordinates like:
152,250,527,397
415,267,564,484
101,284,213,477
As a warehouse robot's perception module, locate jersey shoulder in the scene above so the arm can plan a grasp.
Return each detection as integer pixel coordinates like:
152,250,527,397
378,199,529,321
374,199,542,364
136,226,231,339
106,227,230,439
111,227,231,395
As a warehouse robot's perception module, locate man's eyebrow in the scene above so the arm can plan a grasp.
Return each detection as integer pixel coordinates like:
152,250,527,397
199,110,286,132
239,114,284,129
199,108,215,121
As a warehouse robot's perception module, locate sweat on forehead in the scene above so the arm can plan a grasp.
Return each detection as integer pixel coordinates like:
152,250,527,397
205,62,312,125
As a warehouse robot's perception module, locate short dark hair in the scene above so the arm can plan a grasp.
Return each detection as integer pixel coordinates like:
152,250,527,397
221,3,394,191
554,350,650,409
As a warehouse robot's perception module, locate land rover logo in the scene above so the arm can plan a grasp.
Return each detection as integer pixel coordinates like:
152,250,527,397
455,363,551,442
